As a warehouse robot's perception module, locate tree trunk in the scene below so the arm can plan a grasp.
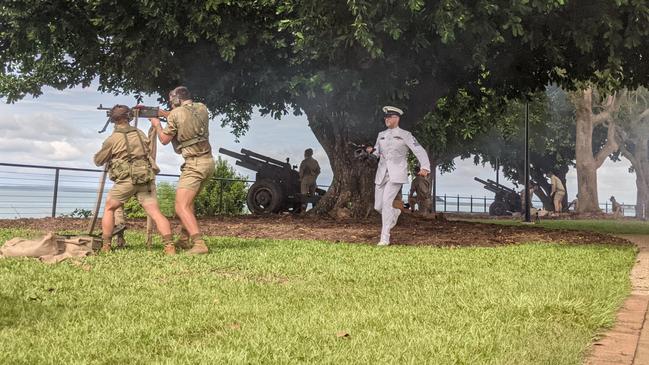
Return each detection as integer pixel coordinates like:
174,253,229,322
573,88,619,213
306,109,381,217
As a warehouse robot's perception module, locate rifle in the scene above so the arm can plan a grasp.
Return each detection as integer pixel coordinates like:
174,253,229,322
96,104,165,133
350,142,379,165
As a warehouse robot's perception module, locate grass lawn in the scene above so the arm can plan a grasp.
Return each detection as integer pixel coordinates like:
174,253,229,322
468,218,649,235
0,228,635,364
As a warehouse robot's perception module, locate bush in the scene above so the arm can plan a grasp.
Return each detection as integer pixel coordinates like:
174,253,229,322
124,182,176,218
124,159,247,218
195,157,248,216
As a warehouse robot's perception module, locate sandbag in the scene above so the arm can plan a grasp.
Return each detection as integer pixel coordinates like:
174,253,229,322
0,232,61,258
1,232,102,263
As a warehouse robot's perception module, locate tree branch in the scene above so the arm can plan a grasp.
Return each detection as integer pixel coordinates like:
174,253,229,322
594,123,619,168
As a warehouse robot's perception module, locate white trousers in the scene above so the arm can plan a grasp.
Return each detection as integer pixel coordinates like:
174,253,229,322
374,174,403,243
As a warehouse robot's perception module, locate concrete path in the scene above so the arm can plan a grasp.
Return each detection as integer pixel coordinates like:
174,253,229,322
585,235,649,365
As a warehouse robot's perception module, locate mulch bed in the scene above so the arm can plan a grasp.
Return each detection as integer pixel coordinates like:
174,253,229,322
0,214,630,247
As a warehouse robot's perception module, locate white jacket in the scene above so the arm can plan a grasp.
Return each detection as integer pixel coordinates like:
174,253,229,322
372,127,430,184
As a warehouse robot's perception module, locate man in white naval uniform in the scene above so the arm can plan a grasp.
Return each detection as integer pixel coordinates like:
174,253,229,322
367,106,430,245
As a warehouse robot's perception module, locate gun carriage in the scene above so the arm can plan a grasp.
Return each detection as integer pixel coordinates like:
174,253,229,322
218,148,326,214
474,177,522,216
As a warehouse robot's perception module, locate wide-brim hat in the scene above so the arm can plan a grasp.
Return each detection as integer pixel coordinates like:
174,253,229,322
382,105,403,117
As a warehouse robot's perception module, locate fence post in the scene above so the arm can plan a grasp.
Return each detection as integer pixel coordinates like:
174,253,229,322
51,168,60,218
218,180,224,213
470,195,473,213
457,194,460,212
484,196,487,212
444,194,447,212
605,201,608,213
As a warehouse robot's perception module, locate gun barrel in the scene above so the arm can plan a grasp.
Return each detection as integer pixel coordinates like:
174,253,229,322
486,179,516,193
240,148,290,168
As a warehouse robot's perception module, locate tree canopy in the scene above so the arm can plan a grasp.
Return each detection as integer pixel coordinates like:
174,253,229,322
2,1,649,214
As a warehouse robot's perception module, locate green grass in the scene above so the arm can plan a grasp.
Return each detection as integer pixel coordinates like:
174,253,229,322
0,228,635,364
467,218,649,235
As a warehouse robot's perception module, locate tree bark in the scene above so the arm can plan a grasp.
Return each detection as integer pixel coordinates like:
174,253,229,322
306,108,381,217
573,88,619,213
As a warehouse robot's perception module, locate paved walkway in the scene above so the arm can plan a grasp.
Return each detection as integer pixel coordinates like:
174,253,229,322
585,235,649,365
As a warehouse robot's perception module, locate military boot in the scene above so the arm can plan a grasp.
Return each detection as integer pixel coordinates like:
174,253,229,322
162,235,175,255
187,236,209,255
101,242,112,253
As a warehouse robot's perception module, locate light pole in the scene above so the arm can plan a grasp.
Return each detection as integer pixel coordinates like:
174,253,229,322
524,102,531,223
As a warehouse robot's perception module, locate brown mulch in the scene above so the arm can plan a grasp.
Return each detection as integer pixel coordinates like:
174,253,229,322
0,214,631,247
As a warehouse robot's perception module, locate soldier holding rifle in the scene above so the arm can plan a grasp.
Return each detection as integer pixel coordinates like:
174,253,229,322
366,106,430,245
149,86,215,255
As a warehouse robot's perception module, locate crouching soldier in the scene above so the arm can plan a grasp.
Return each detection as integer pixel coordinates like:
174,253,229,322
93,105,174,254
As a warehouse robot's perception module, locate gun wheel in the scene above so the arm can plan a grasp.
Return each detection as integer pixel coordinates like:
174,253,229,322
247,180,284,214
489,201,509,216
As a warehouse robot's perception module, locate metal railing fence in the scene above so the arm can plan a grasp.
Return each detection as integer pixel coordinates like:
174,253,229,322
0,162,639,218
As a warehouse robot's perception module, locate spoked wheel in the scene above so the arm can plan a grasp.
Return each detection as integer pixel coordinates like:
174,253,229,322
489,201,509,216
247,180,284,214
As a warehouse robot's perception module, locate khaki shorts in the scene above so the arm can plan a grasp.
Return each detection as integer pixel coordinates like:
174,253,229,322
178,154,215,192
108,181,157,204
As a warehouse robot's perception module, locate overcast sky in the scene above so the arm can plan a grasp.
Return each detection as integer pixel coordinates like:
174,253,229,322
0,85,638,205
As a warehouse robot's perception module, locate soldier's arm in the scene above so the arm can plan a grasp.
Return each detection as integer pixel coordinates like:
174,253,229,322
314,161,321,176
405,133,430,174
93,139,112,166
298,161,305,179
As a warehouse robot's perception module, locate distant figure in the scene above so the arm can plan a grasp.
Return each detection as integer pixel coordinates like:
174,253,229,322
610,196,623,218
519,182,536,212
568,194,579,211
408,166,432,213
546,171,565,213
299,148,321,211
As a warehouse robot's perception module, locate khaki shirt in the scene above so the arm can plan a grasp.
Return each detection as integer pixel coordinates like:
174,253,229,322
94,125,150,167
410,176,431,198
550,175,565,194
163,101,212,158
299,157,321,180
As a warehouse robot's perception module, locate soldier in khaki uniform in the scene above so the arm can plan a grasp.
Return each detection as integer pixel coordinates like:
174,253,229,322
94,105,173,254
150,86,215,255
546,171,566,213
408,166,432,213
610,196,623,218
298,148,321,211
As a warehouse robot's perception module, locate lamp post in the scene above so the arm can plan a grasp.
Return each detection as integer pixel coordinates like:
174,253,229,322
524,102,531,223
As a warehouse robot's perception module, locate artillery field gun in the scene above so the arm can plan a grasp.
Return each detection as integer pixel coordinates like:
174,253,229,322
218,148,326,214
474,177,522,216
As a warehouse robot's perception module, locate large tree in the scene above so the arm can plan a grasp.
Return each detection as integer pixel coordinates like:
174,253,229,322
570,87,622,212
614,88,649,217
473,87,577,211
2,1,649,216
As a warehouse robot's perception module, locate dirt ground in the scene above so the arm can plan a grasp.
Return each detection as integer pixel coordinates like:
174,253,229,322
0,214,630,247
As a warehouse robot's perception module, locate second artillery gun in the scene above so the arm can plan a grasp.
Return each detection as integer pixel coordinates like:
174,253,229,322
219,148,326,214
474,177,522,216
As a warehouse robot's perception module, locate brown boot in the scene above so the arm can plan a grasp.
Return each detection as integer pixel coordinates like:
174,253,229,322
163,243,176,255
187,240,209,255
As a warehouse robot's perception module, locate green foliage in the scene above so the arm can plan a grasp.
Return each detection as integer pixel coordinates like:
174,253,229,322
194,157,248,216
60,208,92,218
0,228,635,363
124,181,176,218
